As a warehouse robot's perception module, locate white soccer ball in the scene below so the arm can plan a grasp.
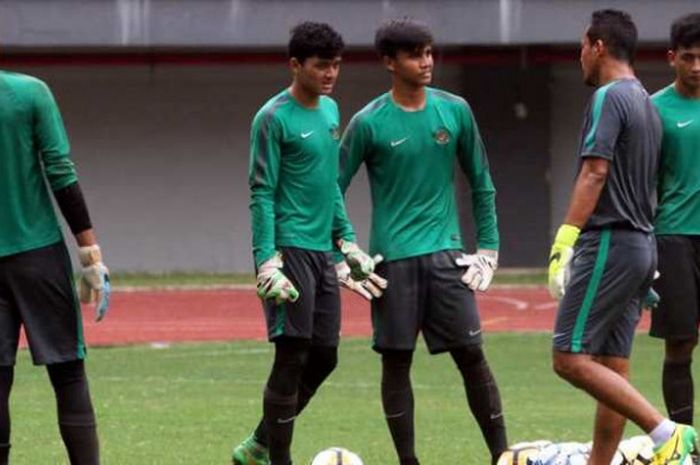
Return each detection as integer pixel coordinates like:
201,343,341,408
310,447,363,465
496,440,552,465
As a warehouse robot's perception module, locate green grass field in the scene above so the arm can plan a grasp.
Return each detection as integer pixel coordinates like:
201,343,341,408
8,333,684,464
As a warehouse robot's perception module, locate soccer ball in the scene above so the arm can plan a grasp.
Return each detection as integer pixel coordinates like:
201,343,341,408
310,447,363,465
612,435,653,465
496,440,552,465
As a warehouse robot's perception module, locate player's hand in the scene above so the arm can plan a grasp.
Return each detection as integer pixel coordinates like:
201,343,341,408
337,240,376,280
548,224,581,300
78,245,111,322
256,252,299,304
455,249,498,292
336,255,388,301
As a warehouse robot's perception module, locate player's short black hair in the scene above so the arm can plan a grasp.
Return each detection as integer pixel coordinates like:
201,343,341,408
288,22,344,63
374,18,434,58
670,13,700,50
586,9,638,64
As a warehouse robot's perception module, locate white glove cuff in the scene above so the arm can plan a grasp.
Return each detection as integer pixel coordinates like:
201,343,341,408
79,244,103,266
259,252,284,274
476,249,499,268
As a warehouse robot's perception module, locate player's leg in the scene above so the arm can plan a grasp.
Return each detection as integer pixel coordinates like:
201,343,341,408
424,251,507,464
663,338,697,425
372,256,423,465
264,337,310,465
588,355,629,465
651,235,700,425
7,242,97,464
46,360,99,465
552,230,659,430
448,346,506,465
296,252,341,414
554,230,697,463
233,248,318,465
0,259,20,465
381,349,417,465
0,366,12,465
248,252,340,452
588,289,648,465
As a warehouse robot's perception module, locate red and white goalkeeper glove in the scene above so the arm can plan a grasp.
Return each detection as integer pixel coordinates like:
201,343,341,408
335,255,388,301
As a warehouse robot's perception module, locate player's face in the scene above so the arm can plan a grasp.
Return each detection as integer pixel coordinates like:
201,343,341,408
389,45,433,87
293,55,342,96
580,31,601,86
669,44,700,93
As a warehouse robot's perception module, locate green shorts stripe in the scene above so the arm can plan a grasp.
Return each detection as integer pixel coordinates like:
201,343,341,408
65,266,86,360
571,229,611,353
271,303,287,338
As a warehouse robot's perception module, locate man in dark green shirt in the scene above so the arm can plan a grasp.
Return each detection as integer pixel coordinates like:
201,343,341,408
650,13,700,433
232,22,380,465
339,19,506,465
0,71,109,464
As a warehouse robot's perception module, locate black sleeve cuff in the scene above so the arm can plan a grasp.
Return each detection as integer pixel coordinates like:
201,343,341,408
53,182,93,235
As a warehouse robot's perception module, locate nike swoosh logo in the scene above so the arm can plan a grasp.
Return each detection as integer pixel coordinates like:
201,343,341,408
277,415,296,424
677,120,694,128
490,412,503,420
549,252,561,264
552,333,566,339
669,405,693,415
301,131,314,139
468,329,481,337
390,137,409,147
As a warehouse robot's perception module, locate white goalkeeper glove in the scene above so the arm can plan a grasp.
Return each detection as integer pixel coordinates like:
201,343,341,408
256,252,300,304
78,245,111,322
335,255,388,301
455,249,498,292
337,240,375,280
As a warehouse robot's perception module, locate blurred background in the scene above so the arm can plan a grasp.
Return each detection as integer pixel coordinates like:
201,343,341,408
1,0,695,273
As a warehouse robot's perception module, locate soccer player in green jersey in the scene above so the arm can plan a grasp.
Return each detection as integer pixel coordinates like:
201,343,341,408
0,71,110,463
231,23,380,465
338,19,506,465
547,9,697,465
650,13,700,433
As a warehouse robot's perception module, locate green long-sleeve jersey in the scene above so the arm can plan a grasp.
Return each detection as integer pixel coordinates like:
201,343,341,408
338,88,498,261
0,71,77,257
652,84,700,235
249,89,355,267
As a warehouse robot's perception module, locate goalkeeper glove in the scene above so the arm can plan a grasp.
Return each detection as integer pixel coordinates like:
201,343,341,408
337,240,375,280
336,255,388,301
78,245,111,322
643,271,661,310
455,249,498,292
548,224,581,300
256,252,299,304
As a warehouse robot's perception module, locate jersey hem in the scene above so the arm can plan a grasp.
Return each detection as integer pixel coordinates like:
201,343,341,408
0,233,63,259
377,244,465,263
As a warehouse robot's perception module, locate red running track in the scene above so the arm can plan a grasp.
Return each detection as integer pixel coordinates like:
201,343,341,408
23,287,651,347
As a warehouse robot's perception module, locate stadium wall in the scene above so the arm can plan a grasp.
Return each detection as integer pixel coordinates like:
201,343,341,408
4,59,554,272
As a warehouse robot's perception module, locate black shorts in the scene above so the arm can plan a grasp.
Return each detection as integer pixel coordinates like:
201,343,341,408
261,247,340,347
554,229,656,358
0,241,86,366
371,250,482,354
650,235,700,341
